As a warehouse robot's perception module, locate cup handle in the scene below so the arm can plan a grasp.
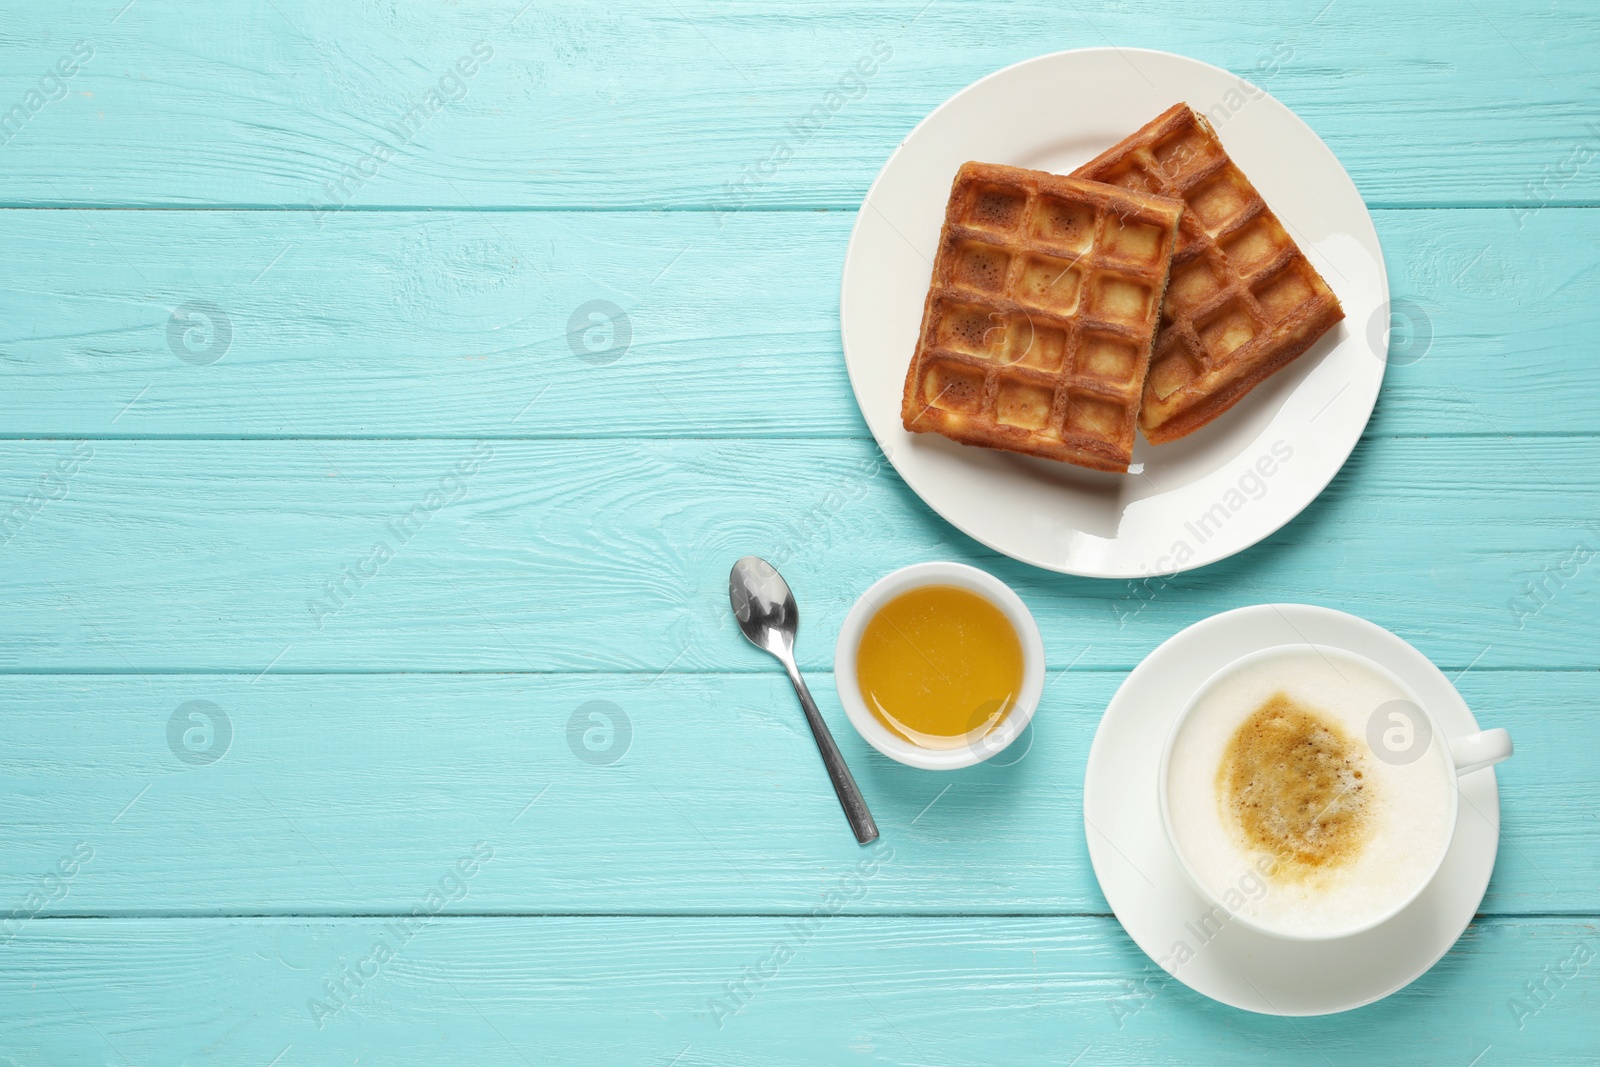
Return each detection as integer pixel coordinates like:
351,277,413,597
1449,728,1513,777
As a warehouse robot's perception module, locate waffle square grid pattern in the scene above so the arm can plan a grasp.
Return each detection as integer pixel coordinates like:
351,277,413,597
900,162,1183,473
1072,104,1345,444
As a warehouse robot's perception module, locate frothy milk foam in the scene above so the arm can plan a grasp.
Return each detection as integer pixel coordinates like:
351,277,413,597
1166,648,1454,937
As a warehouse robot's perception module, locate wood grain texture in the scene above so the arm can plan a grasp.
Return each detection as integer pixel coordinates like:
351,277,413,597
1,917,1595,1065
0,206,1592,437
1,436,1597,672
0,672,1588,916
0,1,1595,208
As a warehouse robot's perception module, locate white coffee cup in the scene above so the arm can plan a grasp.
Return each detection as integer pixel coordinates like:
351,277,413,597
1158,644,1512,941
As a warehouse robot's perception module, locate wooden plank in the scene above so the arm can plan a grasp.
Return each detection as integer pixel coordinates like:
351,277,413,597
0,671,1585,915
0,916,1594,1064
0,435,1597,672
0,206,1593,438
0,1,1595,208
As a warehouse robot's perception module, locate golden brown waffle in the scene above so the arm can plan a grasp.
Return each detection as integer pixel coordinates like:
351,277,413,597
900,162,1183,473
1072,103,1344,444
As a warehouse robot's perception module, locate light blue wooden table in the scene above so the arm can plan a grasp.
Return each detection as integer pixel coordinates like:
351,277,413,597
1,2,1596,1063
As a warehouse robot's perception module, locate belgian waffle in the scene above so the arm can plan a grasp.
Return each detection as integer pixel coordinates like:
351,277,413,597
1072,103,1344,444
900,161,1183,473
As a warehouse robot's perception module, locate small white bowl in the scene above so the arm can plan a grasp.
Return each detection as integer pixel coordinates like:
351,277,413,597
833,561,1046,770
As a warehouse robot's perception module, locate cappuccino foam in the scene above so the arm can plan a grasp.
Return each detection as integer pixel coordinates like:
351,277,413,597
1166,648,1453,937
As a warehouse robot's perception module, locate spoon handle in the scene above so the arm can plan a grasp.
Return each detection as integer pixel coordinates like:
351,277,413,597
782,657,880,844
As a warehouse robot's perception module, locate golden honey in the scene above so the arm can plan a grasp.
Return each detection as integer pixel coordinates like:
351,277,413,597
855,585,1024,750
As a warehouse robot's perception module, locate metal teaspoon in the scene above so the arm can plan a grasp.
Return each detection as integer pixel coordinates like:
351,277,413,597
728,556,879,844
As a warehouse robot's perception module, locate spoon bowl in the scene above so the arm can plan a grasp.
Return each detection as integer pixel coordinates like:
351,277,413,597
729,556,799,657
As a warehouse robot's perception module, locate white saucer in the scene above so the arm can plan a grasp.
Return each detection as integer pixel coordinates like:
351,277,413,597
840,49,1389,577
1082,604,1501,1016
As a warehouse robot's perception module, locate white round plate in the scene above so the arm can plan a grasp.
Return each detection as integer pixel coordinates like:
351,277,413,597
840,49,1389,577
1082,605,1501,1016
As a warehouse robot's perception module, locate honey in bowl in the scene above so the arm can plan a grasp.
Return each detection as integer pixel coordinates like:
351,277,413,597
854,584,1024,750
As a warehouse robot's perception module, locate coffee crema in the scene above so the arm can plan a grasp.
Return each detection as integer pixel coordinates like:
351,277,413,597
1216,693,1371,881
